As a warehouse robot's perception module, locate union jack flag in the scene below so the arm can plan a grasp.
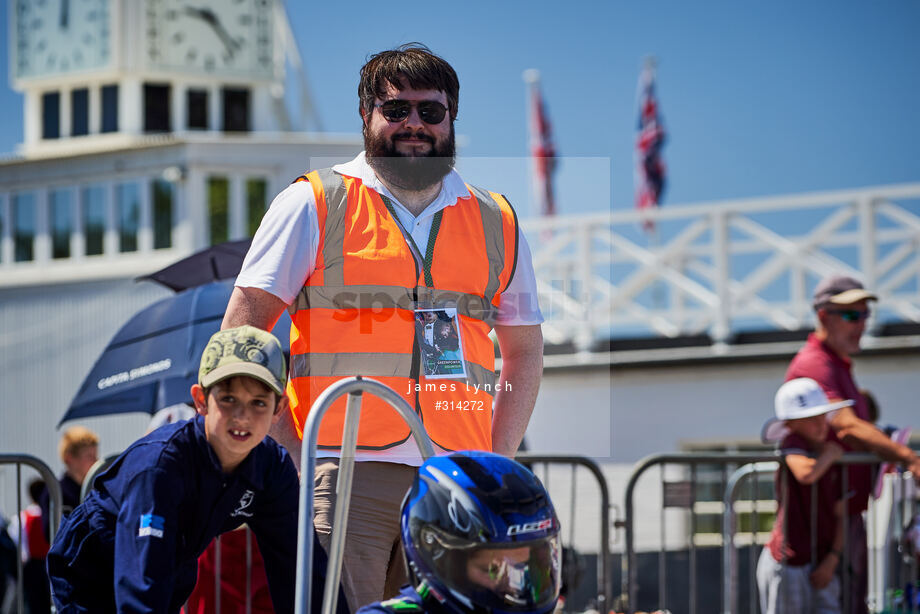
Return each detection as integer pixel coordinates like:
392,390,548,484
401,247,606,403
635,58,667,230
526,70,557,217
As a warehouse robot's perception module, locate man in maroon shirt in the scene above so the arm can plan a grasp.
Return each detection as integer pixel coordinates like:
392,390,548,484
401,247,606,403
786,274,920,614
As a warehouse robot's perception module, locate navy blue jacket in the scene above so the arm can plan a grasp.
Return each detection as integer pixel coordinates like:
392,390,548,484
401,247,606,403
47,415,308,613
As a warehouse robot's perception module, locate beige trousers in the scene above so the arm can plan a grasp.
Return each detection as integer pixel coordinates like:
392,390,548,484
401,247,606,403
313,460,416,614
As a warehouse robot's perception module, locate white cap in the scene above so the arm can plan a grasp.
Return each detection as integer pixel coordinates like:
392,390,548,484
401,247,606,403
761,377,853,443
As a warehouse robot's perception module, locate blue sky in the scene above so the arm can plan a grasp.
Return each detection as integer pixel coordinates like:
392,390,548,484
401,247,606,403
1,1,918,218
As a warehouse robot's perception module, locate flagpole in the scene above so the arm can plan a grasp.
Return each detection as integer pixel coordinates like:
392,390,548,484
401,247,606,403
524,67,559,247
650,223,665,311
523,68,541,220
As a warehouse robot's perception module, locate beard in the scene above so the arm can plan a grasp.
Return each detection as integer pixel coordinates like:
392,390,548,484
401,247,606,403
365,124,456,191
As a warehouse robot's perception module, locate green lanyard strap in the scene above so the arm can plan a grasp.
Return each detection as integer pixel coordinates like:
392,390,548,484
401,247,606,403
380,194,443,288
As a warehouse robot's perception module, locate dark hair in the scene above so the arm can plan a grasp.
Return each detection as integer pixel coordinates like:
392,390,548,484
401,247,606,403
28,478,46,504
359,43,459,122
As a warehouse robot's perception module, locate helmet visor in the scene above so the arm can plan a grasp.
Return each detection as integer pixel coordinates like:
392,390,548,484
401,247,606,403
420,527,561,612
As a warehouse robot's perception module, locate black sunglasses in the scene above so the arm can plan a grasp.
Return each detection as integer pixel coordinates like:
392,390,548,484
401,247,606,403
374,99,448,125
827,308,871,322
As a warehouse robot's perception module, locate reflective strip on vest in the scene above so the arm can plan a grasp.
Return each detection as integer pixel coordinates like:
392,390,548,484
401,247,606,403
288,168,516,450
291,285,499,325
319,167,351,289
468,185,507,301
291,352,497,391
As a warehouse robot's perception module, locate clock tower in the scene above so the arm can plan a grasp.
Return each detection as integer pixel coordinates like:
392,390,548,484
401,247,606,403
0,0,359,472
2,0,355,283
10,0,299,155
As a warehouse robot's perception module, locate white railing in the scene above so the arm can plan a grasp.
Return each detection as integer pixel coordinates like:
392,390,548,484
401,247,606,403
522,183,920,351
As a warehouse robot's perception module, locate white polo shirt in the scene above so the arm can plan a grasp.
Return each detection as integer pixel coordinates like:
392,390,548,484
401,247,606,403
236,152,543,464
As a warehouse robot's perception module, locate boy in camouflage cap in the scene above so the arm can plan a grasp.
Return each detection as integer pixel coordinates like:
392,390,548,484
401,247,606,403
47,326,341,614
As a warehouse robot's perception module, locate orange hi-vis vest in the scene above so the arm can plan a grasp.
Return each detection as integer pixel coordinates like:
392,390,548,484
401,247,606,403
287,168,520,451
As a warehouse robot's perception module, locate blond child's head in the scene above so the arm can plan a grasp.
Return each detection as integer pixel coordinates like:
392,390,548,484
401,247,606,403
59,426,100,484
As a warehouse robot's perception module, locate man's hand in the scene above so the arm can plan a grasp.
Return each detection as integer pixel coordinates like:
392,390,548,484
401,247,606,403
810,553,838,589
908,457,920,481
270,407,303,472
491,324,543,457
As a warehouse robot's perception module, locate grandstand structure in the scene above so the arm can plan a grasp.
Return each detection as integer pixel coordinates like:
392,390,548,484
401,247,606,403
524,182,920,366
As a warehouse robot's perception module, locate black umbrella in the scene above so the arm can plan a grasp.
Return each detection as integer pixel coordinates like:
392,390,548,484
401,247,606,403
61,279,291,425
137,239,252,292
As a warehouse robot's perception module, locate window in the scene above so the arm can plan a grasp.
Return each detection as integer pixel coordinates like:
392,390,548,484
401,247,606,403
222,88,250,132
207,176,229,245
144,83,171,133
12,193,36,262
50,189,73,259
246,178,267,236
42,92,60,139
187,89,208,130
117,183,140,252
82,185,106,256
101,84,119,133
71,88,89,136
152,179,173,249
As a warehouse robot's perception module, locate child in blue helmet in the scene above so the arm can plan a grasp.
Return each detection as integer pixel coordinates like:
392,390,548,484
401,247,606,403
47,326,341,614
357,451,562,614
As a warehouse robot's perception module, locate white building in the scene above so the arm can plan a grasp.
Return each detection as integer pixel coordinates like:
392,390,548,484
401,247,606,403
0,0,359,488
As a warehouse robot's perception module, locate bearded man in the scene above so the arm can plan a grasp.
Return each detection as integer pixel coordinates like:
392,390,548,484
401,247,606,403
223,44,544,613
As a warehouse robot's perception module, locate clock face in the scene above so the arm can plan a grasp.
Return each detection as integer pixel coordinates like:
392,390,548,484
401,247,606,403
13,0,112,79
145,0,274,76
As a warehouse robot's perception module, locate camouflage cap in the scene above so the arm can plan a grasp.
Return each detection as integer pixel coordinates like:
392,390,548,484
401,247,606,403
198,325,287,396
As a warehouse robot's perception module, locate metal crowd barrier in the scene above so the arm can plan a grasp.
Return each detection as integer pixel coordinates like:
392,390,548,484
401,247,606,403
722,461,778,614
622,451,918,614
622,452,779,614
202,525,262,613
0,453,62,614
294,376,435,614
721,455,918,614
515,453,613,614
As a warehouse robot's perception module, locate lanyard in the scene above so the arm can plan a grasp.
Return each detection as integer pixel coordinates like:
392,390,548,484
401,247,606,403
379,194,443,288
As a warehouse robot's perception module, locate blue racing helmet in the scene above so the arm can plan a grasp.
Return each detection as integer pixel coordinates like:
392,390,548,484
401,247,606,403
401,451,561,614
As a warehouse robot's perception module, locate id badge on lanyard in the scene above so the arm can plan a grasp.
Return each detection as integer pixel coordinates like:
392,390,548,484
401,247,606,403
414,308,468,380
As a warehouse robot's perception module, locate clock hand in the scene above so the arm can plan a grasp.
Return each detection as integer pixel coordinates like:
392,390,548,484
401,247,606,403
211,22,242,57
184,6,241,57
